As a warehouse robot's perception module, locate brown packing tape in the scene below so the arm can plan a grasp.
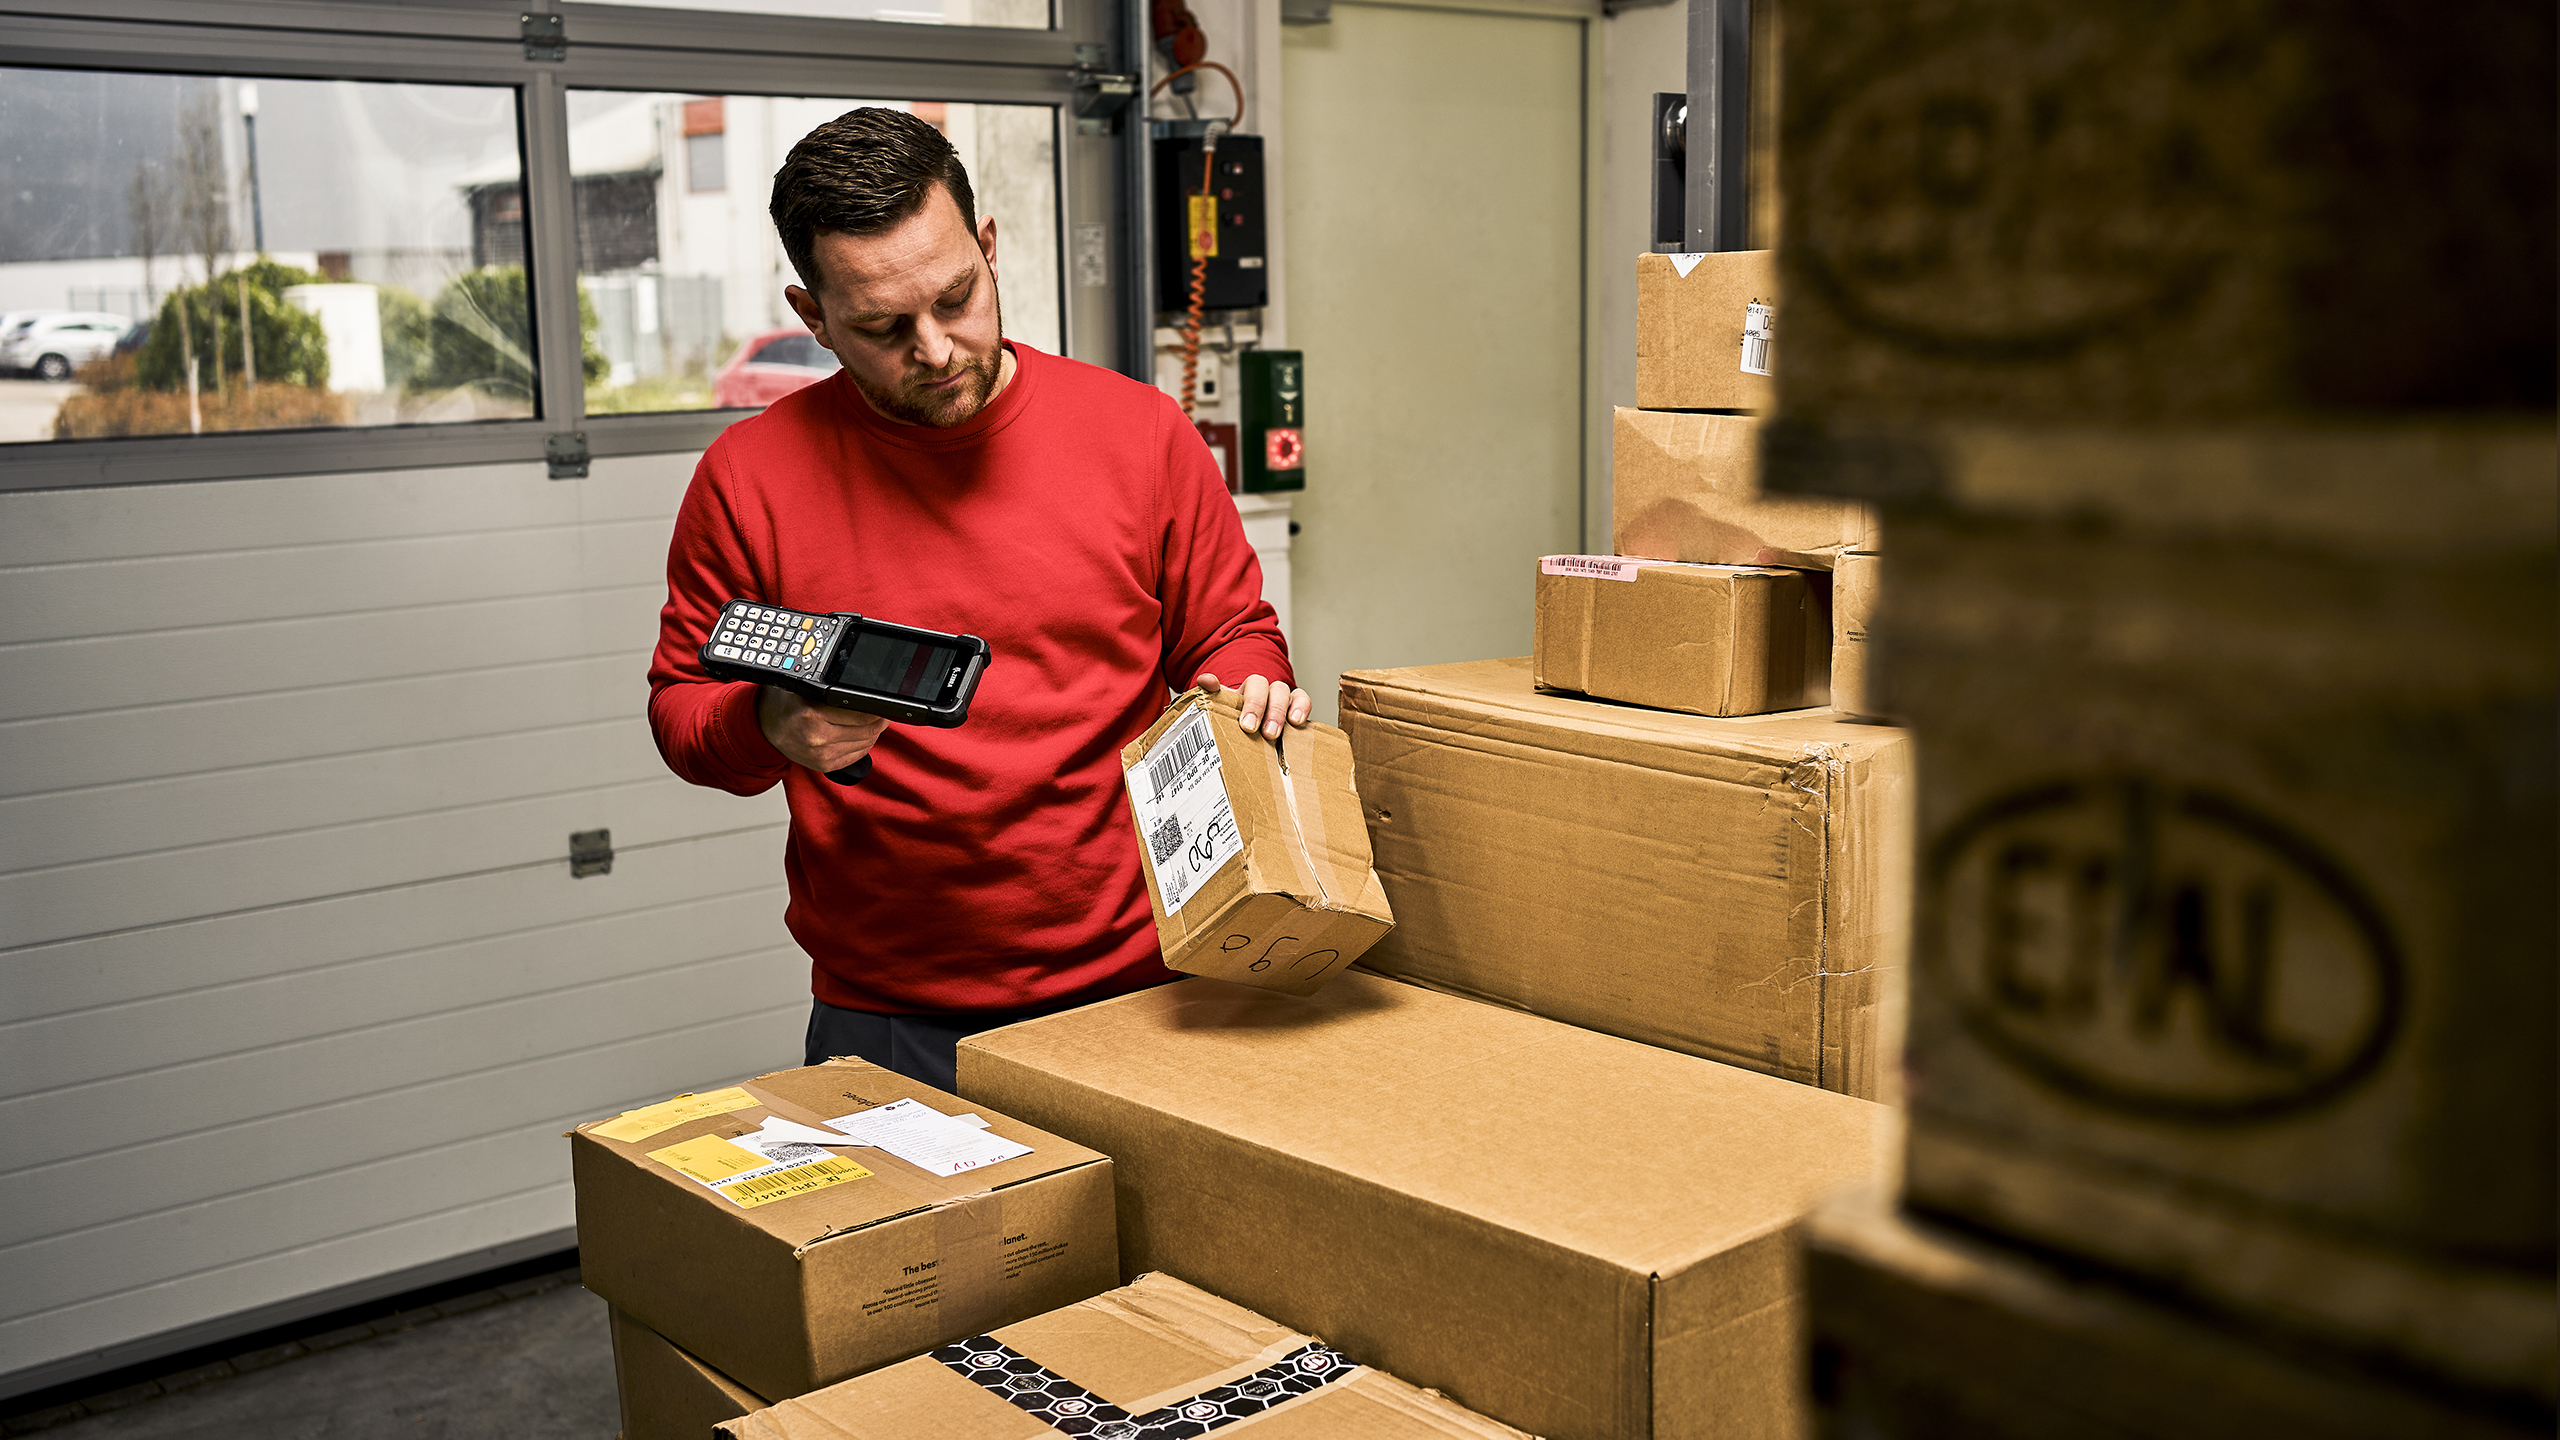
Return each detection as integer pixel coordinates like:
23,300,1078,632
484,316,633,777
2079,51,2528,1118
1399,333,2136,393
737,1082,1010,1341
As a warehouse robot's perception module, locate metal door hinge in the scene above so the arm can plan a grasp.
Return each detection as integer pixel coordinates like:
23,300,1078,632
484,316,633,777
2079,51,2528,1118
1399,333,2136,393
570,829,613,878
546,431,589,479
1073,67,1137,135
521,12,565,61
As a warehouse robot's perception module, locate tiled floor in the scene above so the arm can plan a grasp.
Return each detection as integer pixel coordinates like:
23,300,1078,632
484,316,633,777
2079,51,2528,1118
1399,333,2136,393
5,1267,617,1439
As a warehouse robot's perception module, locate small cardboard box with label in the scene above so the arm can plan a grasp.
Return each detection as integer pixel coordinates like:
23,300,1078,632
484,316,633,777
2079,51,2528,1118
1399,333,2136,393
1636,248,1777,411
720,1272,1531,1440
1534,553,1829,716
1121,687,1394,995
571,1058,1119,1401
1613,407,1881,569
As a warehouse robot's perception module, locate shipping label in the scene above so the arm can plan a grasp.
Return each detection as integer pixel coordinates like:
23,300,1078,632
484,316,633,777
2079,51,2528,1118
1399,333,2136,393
648,1123,874,1210
1741,301,1775,375
1131,706,1242,916
592,1086,762,1143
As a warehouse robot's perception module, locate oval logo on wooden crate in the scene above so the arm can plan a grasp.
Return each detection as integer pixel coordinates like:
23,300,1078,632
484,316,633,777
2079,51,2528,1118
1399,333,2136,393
1791,6,2255,359
1924,778,2403,1123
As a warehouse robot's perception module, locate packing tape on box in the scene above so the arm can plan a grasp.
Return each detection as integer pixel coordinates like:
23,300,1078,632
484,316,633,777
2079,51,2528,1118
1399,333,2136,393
931,1332,1361,1434
739,1081,1009,1340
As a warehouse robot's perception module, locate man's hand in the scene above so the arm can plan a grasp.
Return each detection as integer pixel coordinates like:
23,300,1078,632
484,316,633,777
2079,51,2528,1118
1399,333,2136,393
760,684,889,775
1196,673,1313,740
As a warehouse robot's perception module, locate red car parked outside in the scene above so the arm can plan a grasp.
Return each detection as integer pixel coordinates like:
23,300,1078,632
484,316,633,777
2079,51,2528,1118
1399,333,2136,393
713,328,840,409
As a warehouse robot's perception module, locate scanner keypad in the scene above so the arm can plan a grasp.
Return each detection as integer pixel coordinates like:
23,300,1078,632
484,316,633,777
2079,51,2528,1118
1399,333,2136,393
709,604,830,673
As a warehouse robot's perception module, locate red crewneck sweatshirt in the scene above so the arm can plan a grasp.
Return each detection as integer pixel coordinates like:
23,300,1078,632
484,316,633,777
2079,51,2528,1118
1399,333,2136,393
647,342,1291,1014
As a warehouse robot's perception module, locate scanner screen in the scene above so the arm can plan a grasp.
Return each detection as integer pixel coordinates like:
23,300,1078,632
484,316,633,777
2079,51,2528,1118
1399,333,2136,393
835,631,958,700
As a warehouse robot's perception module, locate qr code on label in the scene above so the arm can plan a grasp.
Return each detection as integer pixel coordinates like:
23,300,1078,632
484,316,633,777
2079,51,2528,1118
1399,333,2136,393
1148,815,1185,865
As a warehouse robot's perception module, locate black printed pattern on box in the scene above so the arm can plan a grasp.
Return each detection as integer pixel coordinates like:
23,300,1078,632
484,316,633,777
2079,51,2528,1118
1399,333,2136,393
929,1335,1357,1437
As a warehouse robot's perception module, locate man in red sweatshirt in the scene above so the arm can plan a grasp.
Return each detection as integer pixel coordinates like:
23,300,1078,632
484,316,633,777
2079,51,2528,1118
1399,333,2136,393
647,108,1307,1091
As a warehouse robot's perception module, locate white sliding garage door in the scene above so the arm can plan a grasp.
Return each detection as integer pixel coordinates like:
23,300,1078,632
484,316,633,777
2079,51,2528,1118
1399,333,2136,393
0,456,802,1393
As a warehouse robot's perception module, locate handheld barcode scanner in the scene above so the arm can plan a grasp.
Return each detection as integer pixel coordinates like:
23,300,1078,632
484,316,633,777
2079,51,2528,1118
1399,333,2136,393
698,600,992,786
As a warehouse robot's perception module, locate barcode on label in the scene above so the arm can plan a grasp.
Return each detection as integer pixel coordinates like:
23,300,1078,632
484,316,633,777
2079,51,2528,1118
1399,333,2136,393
1147,718,1214,797
716,1155,869,1209
1740,301,1774,376
1149,814,1185,864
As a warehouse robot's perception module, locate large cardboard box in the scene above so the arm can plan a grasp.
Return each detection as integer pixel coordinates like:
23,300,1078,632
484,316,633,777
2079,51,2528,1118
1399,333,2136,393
1764,3,2549,431
572,1059,1120,1401
1122,686,1394,995
1877,477,2556,1404
719,1272,1530,1439
1828,551,1881,720
1802,1190,2546,1440
1613,408,1879,569
1534,555,1829,716
1339,656,1910,1099
958,973,1892,1440
1636,248,1778,411
610,1306,771,1440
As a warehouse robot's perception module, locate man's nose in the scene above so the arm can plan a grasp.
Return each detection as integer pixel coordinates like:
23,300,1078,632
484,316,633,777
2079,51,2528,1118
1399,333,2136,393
911,315,953,373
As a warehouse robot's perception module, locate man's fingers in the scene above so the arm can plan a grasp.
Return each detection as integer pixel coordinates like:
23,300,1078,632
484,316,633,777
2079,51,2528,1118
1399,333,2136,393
1237,674,1272,734
1195,673,1223,696
1288,688,1313,726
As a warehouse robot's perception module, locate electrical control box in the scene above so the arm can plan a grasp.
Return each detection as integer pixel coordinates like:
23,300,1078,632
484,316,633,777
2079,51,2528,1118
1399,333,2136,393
1239,349,1304,493
1152,130,1268,313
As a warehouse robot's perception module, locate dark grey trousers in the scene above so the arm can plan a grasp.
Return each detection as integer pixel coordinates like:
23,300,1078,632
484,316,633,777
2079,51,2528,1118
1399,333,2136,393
802,992,1113,1094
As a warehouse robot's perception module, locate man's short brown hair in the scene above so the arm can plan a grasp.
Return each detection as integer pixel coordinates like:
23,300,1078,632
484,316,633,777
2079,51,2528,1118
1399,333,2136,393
770,106,979,296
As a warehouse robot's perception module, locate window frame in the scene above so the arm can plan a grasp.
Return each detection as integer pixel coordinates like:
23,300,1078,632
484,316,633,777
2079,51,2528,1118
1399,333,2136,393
0,0,1122,492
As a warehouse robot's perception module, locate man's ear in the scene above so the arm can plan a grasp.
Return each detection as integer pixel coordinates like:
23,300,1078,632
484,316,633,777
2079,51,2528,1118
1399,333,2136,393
783,284,831,349
977,214,1000,282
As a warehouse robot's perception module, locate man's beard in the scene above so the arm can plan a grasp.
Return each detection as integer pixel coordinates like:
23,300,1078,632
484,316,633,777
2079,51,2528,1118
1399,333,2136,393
849,294,1006,428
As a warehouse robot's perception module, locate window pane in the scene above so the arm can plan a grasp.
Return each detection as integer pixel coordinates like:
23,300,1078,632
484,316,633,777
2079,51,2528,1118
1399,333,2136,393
570,94,1058,417
0,69,534,445
596,0,1048,28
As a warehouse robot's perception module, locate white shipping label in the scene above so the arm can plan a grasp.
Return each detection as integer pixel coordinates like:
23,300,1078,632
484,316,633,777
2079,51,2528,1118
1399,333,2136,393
1740,302,1774,375
825,1098,1032,1179
1668,252,1708,278
1130,707,1242,915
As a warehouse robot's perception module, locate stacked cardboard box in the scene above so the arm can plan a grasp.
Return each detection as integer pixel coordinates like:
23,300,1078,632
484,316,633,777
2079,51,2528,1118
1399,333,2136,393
608,1306,768,1440
571,1059,1121,1411
1763,0,2556,1431
959,972,1890,1440
1340,657,1909,1098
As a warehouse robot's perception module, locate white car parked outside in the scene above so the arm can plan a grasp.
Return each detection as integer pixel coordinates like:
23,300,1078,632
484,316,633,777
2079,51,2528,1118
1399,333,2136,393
4,312,133,382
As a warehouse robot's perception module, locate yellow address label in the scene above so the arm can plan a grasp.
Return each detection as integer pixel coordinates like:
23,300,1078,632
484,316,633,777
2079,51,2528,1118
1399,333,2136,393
647,1135,771,1186
594,1087,762,1143
715,1156,872,1209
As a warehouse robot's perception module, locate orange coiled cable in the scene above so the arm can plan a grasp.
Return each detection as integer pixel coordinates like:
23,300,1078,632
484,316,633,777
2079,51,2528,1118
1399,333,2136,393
1179,140,1215,417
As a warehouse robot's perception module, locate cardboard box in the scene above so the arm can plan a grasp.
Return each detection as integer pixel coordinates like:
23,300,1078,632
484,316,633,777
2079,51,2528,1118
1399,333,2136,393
1829,551,1882,720
1766,3,2550,430
1613,408,1879,569
571,1059,1120,1400
1879,499,2556,1403
1636,249,1778,411
610,1306,771,1440
1121,686,1394,995
719,1271,1531,1440
1339,656,1911,1099
1802,1189,2546,1440
1533,554,1828,716
958,973,1891,1440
